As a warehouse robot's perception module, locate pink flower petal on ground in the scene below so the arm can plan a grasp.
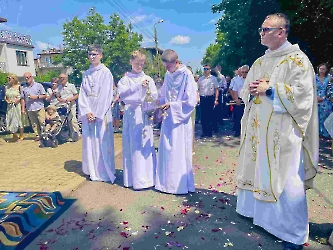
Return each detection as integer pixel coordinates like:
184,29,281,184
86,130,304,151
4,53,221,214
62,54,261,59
217,184,221,187
206,156,208,159
303,243,309,247
161,207,165,210
120,232,128,238
123,221,128,225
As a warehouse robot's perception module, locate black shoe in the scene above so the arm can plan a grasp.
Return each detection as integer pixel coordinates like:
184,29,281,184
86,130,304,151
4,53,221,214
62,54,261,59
283,241,304,250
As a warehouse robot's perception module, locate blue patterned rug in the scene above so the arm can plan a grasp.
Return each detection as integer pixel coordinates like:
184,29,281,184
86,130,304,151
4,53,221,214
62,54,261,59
0,191,73,249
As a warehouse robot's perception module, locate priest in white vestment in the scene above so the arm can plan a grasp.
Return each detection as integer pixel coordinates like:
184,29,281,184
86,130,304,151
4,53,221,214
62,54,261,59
118,50,157,189
155,49,197,194
236,14,318,250
78,44,116,183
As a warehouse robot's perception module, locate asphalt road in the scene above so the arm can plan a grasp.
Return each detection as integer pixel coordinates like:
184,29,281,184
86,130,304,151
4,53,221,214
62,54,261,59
25,122,333,250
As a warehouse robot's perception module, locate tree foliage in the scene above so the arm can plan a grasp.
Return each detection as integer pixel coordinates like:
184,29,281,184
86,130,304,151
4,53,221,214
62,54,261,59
0,72,8,86
206,0,333,75
143,53,166,79
35,70,61,83
54,8,143,84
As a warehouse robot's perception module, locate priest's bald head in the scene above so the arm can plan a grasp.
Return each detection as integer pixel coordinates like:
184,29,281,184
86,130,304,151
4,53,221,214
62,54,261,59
161,49,181,73
260,13,290,50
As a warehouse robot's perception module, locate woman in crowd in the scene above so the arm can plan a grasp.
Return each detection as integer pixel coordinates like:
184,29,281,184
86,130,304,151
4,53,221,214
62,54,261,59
5,74,25,142
45,77,60,106
112,82,121,133
326,71,333,154
316,63,332,138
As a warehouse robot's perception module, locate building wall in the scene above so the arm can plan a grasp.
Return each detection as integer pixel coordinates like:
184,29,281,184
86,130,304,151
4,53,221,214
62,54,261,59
5,44,35,77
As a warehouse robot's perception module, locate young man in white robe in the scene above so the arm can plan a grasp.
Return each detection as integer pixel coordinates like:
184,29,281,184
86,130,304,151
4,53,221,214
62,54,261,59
155,49,197,194
78,44,116,183
117,50,157,189
236,13,318,250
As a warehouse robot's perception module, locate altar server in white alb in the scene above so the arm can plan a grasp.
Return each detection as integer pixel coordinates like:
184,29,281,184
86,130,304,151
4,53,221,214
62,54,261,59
236,13,318,250
156,49,197,194
117,50,157,189
78,44,116,183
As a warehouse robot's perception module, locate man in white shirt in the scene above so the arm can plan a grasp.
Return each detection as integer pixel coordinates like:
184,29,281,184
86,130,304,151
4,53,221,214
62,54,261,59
230,65,248,137
212,65,227,131
197,64,219,138
57,74,80,141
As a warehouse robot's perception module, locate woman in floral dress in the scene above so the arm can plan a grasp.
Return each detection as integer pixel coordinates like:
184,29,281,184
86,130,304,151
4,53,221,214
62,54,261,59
316,63,332,138
4,74,28,142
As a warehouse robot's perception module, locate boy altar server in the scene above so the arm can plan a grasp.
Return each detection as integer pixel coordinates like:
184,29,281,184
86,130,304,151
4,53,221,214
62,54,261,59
118,50,157,189
78,44,116,183
156,49,197,194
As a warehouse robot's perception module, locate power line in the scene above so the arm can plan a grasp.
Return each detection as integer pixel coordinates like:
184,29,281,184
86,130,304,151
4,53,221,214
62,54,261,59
111,0,155,38
104,0,155,40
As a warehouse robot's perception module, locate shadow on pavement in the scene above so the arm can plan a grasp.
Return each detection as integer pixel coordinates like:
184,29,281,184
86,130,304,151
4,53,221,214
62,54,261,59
64,160,87,178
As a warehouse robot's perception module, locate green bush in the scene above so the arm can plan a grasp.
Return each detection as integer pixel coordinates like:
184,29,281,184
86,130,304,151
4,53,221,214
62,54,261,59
35,70,61,83
0,72,8,86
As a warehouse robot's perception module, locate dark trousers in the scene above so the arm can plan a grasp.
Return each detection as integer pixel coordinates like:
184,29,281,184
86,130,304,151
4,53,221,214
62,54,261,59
233,104,244,136
212,90,224,132
200,95,215,137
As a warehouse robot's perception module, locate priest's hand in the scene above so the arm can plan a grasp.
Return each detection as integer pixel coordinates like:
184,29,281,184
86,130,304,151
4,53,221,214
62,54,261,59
161,103,170,110
249,80,260,95
86,113,95,123
255,79,270,95
235,99,241,106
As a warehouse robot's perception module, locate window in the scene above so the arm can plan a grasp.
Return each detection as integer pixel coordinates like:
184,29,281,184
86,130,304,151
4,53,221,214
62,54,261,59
16,50,28,66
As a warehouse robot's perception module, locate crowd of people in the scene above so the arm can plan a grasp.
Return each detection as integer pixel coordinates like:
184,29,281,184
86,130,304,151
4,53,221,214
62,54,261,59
4,72,81,143
2,11,332,250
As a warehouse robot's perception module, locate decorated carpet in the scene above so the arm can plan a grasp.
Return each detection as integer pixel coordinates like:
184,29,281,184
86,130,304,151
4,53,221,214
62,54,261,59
0,191,72,249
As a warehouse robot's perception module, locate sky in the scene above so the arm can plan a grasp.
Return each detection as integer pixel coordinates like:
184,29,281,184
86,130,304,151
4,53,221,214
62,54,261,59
0,0,222,71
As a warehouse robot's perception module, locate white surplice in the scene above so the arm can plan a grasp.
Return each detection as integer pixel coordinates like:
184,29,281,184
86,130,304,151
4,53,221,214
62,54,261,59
236,43,319,244
78,64,116,183
118,71,157,189
156,65,197,194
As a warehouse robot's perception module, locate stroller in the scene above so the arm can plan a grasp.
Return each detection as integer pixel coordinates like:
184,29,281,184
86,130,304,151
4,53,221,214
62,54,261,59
40,104,79,148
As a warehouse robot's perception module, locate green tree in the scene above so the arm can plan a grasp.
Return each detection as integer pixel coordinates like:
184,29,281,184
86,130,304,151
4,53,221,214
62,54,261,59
54,8,143,84
195,68,203,76
208,0,333,73
34,70,61,83
143,53,166,79
0,72,8,86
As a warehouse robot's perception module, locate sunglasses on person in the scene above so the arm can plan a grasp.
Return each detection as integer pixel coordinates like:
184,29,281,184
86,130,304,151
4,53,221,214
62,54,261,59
203,68,210,71
241,71,249,73
25,76,32,80
7,77,12,80
88,53,99,57
258,27,284,34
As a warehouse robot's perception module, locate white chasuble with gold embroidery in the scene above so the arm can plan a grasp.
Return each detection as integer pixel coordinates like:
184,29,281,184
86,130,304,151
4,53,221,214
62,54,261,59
237,44,319,203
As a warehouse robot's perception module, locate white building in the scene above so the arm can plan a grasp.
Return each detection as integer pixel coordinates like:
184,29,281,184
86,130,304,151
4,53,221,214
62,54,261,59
34,48,73,76
0,30,36,81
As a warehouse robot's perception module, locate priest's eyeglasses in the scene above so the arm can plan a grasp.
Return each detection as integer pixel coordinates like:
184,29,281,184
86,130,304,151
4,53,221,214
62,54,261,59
258,27,283,34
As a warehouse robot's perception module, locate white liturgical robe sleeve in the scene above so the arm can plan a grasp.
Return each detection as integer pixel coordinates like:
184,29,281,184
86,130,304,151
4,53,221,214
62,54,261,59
169,73,197,125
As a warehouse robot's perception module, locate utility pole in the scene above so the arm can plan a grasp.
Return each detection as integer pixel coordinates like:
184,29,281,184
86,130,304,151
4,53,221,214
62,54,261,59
154,20,163,77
